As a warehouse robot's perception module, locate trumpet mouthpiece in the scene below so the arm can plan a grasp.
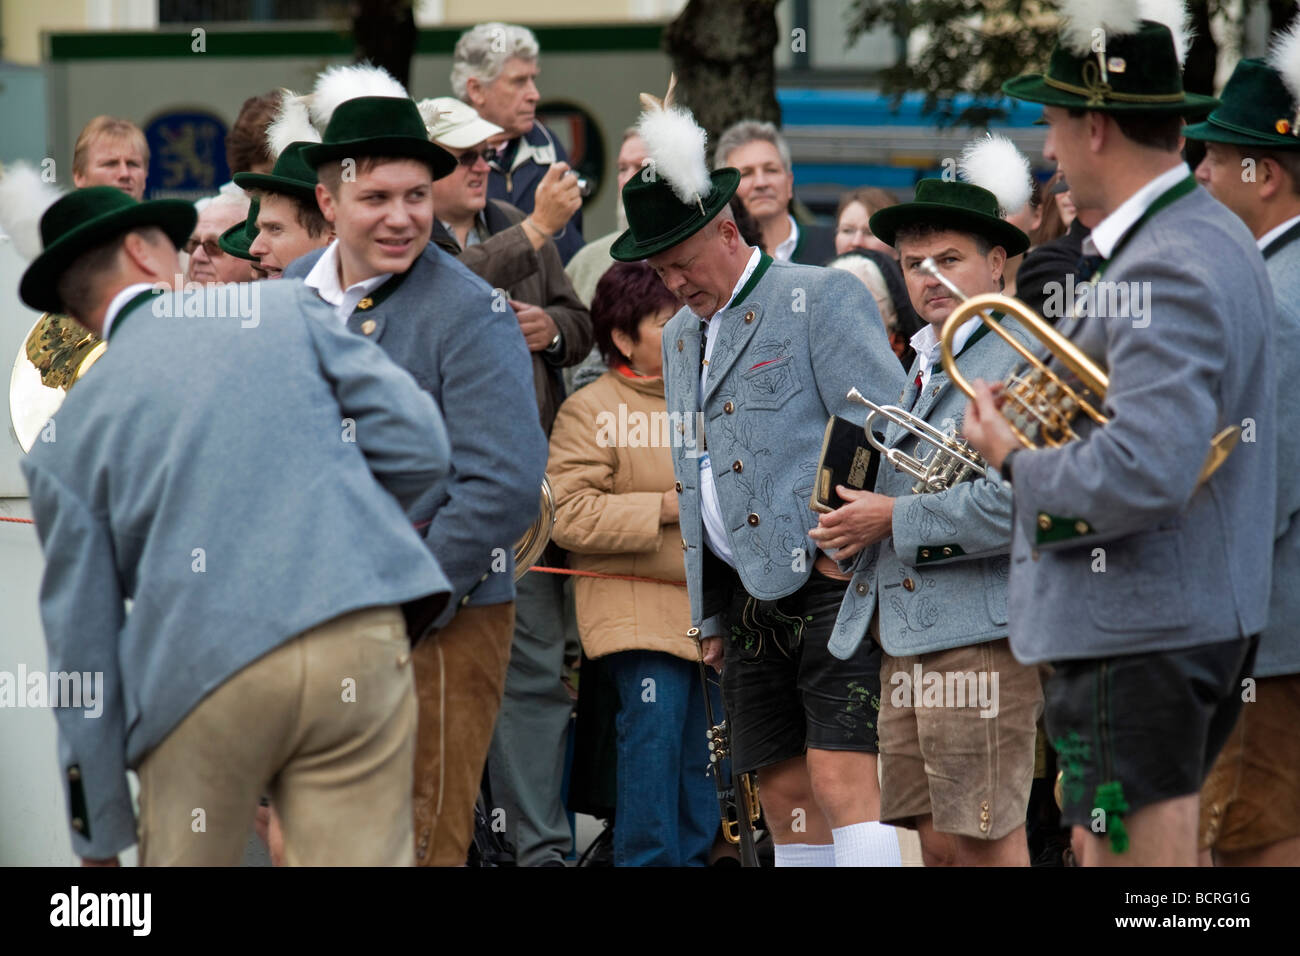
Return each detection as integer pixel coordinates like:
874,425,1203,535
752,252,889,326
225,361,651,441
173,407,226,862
846,387,868,405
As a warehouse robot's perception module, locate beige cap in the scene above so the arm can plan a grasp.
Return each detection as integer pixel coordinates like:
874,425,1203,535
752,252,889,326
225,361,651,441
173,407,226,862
418,96,504,149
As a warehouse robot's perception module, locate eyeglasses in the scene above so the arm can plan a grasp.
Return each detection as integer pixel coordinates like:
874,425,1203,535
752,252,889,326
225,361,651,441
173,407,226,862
453,149,493,169
184,237,225,258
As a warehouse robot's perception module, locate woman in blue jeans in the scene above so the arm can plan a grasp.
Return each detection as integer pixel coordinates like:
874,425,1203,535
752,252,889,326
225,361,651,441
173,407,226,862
547,262,722,866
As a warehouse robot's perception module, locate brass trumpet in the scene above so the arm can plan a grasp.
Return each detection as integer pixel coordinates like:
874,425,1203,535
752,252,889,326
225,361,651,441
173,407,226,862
922,258,1239,484
847,387,986,494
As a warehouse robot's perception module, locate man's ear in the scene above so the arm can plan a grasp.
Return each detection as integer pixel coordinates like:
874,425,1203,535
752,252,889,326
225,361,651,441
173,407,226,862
988,244,1008,283
464,77,483,109
316,182,336,224
1090,112,1109,154
1257,155,1283,202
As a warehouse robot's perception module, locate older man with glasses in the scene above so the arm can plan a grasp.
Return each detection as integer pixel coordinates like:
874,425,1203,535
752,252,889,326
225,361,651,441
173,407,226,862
186,192,257,285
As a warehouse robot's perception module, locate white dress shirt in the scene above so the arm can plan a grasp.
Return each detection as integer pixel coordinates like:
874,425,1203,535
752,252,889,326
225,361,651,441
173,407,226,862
909,314,982,391
1258,213,1300,252
699,246,763,566
303,239,392,323
100,282,156,341
1083,163,1190,260
772,214,800,262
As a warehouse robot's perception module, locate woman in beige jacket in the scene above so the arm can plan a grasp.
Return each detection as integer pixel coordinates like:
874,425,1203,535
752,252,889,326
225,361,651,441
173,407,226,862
548,262,721,866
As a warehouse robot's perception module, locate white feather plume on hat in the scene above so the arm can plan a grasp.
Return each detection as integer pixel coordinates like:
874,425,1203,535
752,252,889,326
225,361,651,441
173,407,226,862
1058,0,1139,57
308,63,410,132
636,75,713,208
1137,0,1195,66
1268,15,1300,113
0,162,66,262
958,134,1033,218
267,91,321,159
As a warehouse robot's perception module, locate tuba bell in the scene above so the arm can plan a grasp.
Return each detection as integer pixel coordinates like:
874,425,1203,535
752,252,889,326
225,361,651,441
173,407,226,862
9,312,105,453
922,258,1240,485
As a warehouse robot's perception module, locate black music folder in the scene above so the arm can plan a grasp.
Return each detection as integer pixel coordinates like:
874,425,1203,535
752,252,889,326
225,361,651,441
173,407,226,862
811,416,883,514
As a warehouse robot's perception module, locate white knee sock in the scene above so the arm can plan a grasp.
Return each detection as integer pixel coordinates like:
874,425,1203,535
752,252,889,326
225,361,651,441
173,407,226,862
773,841,837,867
831,821,903,867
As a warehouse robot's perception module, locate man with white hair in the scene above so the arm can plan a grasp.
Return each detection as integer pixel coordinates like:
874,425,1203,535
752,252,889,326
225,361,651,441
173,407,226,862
186,192,256,284
452,21,586,263
715,120,836,266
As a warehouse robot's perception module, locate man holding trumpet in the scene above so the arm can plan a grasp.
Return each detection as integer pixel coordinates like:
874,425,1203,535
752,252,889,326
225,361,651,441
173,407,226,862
810,136,1045,866
962,3,1278,866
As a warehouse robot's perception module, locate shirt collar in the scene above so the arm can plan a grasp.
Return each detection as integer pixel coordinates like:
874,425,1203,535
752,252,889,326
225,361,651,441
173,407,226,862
709,247,763,321
438,212,487,250
910,314,982,377
1083,163,1189,259
1258,212,1300,252
100,281,156,341
772,215,799,262
303,239,392,319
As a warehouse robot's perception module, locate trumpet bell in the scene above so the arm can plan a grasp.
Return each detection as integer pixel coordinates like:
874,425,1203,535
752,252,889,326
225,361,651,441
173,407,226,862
9,312,105,453
513,473,556,580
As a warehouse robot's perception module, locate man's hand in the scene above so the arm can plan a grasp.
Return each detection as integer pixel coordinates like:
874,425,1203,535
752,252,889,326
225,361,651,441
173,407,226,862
530,162,582,238
701,636,723,673
81,856,120,867
660,488,680,524
807,486,894,560
962,378,1021,472
510,299,559,352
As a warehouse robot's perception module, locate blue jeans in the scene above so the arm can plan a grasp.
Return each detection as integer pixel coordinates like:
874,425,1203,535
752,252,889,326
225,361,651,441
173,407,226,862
606,649,721,867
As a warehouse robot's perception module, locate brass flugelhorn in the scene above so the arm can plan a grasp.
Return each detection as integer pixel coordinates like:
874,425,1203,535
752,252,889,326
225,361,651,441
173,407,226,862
846,387,986,494
923,258,1239,484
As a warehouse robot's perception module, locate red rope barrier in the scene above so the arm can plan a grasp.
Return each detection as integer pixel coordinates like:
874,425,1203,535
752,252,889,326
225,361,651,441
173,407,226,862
0,515,33,524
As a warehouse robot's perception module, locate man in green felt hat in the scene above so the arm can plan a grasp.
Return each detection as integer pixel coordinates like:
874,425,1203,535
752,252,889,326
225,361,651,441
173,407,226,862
962,0,1278,867
280,64,547,867
808,134,1047,866
234,131,333,279
612,78,907,867
1184,28,1300,868
6,182,456,865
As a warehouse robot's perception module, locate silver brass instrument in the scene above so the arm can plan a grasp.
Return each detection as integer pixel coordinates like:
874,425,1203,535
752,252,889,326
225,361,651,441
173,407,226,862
921,257,1239,485
846,387,986,494
512,474,555,581
9,312,105,453
690,627,761,866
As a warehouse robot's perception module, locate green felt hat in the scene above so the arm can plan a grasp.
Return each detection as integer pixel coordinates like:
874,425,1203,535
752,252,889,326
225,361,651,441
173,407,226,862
1183,58,1300,149
301,96,456,179
1003,21,1218,117
233,143,320,203
610,168,741,262
20,186,196,314
218,197,260,261
869,179,1030,256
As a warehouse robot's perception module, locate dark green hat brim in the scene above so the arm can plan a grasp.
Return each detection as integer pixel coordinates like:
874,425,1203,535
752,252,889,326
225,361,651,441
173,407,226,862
233,171,319,204
870,202,1030,257
1002,73,1219,117
610,168,741,262
219,218,258,260
20,198,196,314
1183,116,1300,149
302,136,457,179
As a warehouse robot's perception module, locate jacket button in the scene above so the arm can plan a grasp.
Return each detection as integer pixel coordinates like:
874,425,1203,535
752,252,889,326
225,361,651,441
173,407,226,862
677,339,684,351
942,546,953,557
979,820,989,833
855,582,867,596
357,296,374,311
674,481,682,493
360,319,377,335
68,766,81,782
743,310,755,323
747,513,760,526
724,401,734,414
71,817,85,832
1074,520,1089,535
902,577,915,592
732,460,743,473
920,549,930,559
1037,514,1053,531
681,537,688,551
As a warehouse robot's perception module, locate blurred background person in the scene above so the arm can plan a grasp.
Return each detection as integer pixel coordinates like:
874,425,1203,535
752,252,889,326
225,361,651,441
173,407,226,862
565,127,648,306
1015,175,1101,326
1001,178,1044,297
186,191,256,284
72,116,148,199
547,260,721,867
828,248,921,369
453,21,586,263
834,187,899,258
226,90,283,177
715,119,835,264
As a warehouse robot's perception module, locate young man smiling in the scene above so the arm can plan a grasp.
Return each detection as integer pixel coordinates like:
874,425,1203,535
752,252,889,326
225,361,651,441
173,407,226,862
282,65,548,867
234,142,333,279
